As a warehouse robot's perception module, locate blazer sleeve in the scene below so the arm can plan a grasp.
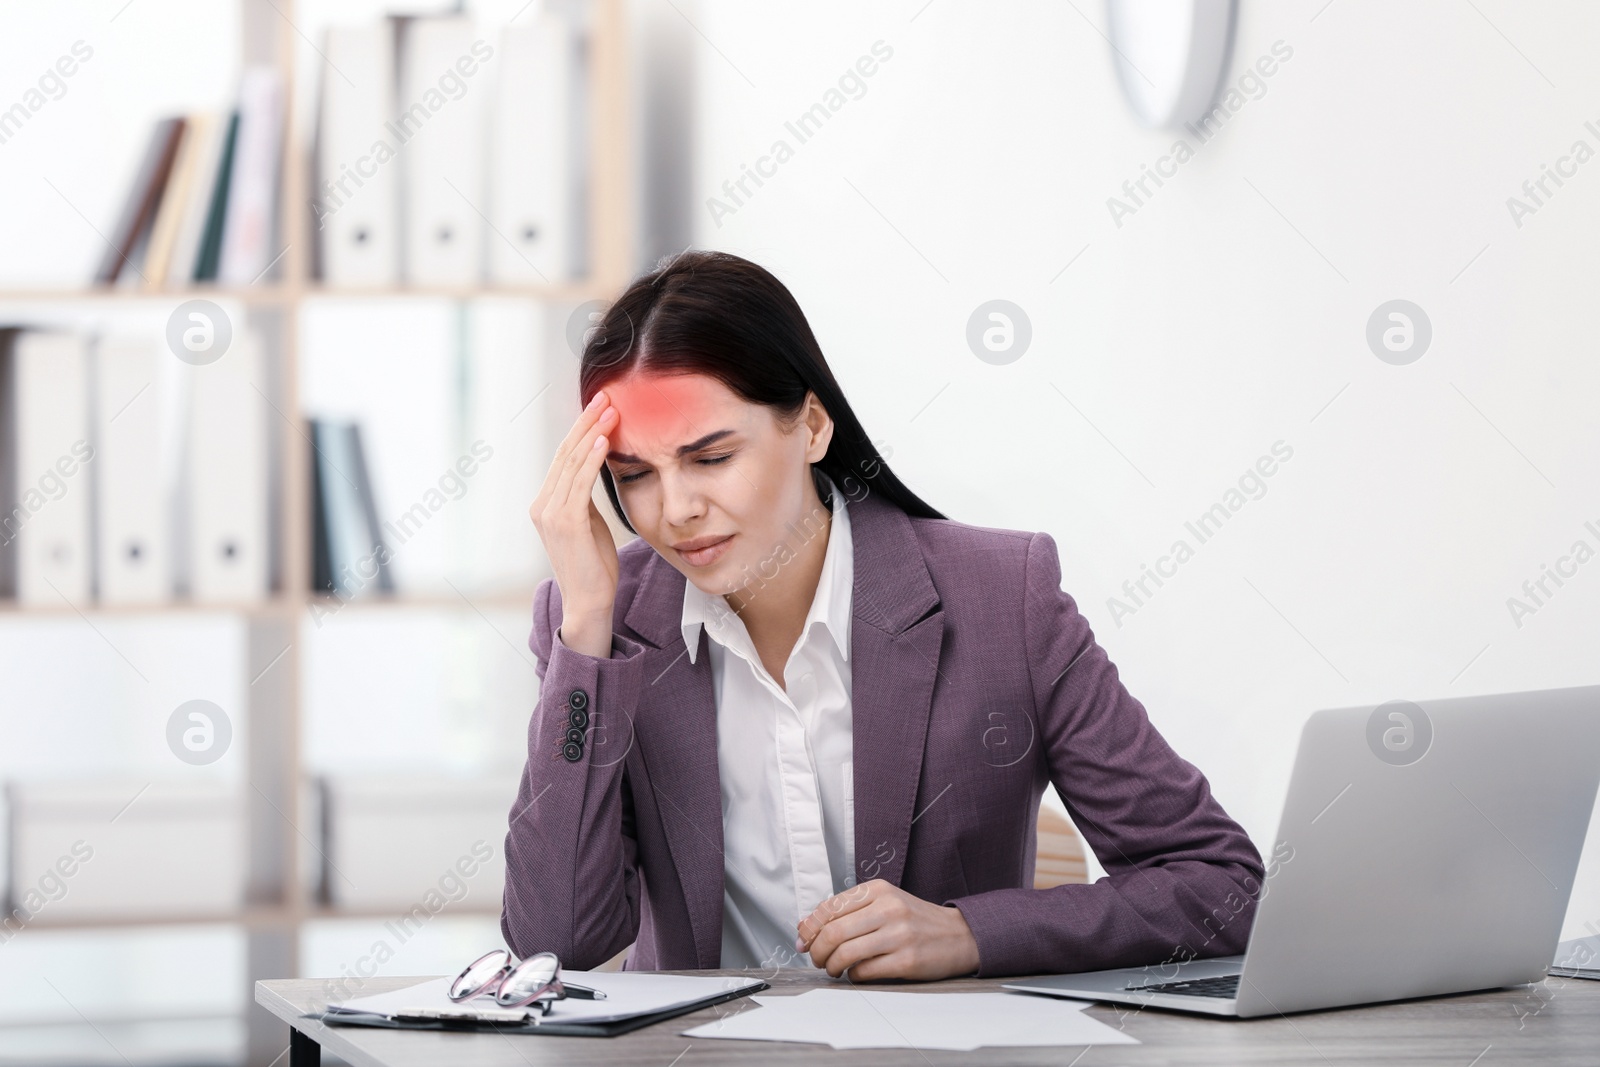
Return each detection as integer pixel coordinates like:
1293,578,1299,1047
944,531,1267,978
501,576,651,969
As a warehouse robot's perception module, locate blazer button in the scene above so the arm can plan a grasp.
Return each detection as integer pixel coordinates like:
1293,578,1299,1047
568,706,590,730
562,740,584,762
565,727,586,746
568,689,588,712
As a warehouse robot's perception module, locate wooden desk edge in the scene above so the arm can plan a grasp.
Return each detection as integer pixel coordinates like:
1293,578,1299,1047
256,978,387,1067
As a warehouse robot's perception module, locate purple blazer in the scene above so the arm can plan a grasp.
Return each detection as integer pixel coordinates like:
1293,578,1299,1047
502,487,1266,977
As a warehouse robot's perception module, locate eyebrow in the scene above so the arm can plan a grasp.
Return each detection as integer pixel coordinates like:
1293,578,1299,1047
607,429,738,465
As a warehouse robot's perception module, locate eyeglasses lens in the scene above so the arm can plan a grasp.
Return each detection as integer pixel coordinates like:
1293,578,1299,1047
496,953,560,1007
451,949,513,1000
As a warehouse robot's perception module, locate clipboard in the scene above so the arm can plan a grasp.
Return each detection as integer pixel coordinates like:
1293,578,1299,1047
310,975,768,1037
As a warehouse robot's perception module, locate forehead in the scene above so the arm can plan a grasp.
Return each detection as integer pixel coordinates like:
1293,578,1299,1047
603,373,752,454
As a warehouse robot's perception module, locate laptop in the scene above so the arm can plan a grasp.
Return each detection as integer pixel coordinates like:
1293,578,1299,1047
1003,685,1600,1018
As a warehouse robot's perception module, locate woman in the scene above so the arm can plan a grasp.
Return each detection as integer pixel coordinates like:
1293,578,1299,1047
503,250,1264,981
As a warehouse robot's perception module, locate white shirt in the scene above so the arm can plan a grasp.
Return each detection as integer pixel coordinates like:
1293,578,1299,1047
680,470,856,970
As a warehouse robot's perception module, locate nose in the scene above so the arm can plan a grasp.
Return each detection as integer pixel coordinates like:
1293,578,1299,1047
658,466,706,529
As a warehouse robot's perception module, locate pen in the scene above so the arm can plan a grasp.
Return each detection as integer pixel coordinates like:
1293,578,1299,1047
562,983,607,1001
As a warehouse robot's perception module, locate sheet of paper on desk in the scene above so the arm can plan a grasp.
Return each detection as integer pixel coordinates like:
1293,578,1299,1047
680,989,1136,1051
331,971,765,1025
1550,935,1600,979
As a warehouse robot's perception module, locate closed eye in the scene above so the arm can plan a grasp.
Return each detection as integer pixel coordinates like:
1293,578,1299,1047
615,454,732,485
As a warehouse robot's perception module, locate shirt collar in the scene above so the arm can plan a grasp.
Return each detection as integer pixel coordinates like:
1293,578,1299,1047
681,469,853,665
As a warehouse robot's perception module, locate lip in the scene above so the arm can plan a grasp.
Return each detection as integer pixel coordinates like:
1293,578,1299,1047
674,534,734,567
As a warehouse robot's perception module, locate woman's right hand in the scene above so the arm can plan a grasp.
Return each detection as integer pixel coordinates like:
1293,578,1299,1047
530,390,621,657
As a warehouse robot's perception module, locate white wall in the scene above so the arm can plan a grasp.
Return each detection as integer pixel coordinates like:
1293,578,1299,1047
689,0,1600,939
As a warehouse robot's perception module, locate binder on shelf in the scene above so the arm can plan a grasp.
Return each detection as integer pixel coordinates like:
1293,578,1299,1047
401,16,489,285
184,329,268,602
5,778,245,920
316,23,402,286
93,116,187,285
317,774,516,909
488,12,584,284
192,109,241,282
0,330,92,605
218,67,285,285
458,302,545,592
166,113,226,289
93,333,171,604
309,418,393,599
0,327,13,598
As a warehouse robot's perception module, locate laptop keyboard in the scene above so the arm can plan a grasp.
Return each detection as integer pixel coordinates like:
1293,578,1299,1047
1124,973,1241,999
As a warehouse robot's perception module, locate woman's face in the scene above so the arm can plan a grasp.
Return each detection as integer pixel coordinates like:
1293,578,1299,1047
600,371,833,596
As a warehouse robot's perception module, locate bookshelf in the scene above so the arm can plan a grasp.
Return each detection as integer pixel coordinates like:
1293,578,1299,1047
0,1,637,1063
0,283,608,303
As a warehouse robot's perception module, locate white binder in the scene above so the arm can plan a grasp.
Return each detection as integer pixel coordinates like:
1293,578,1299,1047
186,329,268,603
94,334,171,604
4,331,92,606
6,778,245,918
401,16,489,285
318,23,401,286
488,12,582,284
218,66,285,285
319,773,515,908
460,301,546,591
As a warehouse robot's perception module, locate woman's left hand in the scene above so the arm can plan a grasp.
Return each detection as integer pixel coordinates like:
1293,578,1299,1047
795,879,981,980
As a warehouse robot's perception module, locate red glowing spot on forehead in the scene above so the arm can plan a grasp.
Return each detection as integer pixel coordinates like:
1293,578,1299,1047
601,372,733,462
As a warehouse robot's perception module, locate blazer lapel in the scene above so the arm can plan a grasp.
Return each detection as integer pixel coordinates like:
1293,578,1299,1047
622,552,725,968
845,490,944,891
618,487,944,964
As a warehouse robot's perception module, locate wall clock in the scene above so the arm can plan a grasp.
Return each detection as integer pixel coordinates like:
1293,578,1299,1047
1105,0,1237,128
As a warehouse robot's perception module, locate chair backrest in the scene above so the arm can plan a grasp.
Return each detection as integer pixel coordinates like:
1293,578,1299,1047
1034,802,1089,888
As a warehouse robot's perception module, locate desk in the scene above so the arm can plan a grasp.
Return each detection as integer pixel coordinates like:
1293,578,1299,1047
257,969,1600,1066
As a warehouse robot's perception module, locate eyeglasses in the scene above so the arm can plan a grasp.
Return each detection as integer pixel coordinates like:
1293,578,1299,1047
448,949,606,1013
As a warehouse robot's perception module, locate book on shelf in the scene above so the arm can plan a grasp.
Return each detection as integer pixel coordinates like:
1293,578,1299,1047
310,418,394,599
218,67,286,284
140,116,206,289
92,65,283,289
93,116,186,285
192,109,240,283
164,113,227,290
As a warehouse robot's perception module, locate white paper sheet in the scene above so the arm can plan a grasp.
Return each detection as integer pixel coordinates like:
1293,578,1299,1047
332,971,765,1027
1550,935,1600,979
680,988,1135,1051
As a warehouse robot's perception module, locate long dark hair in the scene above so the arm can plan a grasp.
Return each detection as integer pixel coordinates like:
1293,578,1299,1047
579,249,945,535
